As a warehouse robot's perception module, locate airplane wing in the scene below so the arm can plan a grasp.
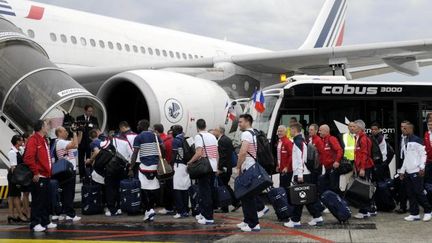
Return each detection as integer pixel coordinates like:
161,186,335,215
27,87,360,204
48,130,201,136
66,39,432,82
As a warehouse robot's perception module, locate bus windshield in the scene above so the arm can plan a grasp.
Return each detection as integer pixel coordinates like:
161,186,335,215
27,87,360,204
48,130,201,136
245,95,279,135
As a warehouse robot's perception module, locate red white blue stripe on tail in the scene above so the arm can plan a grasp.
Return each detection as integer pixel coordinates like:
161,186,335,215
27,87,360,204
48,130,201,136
0,0,15,16
252,90,265,113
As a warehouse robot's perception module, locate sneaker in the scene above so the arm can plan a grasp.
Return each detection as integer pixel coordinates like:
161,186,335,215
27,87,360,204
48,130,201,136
323,208,331,214
284,220,301,228
115,209,122,216
51,215,59,221
240,224,261,232
66,216,81,222
369,211,378,217
195,214,204,221
197,218,214,225
33,224,46,232
354,213,370,219
257,206,270,218
46,222,57,229
58,215,65,221
308,217,324,226
158,208,174,215
143,209,156,222
236,222,248,229
404,215,421,221
105,211,111,217
423,213,432,222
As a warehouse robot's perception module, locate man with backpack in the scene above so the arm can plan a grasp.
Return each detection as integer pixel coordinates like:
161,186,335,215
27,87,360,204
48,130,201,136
307,124,324,185
370,122,394,182
318,124,343,194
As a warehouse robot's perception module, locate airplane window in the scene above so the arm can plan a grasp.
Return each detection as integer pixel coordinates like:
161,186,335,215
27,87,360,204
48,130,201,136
148,48,153,55
125,44,130,52
133,45,138,53
194,55,199,59
71,36,77,44
201,56,204,58
140,46,146,54
50,33,57,42
169,51,174,58
60,34,67,43
80,37,87,46
162,50,167,57
116,43,122,51
182,53,187,59
27,29,35,38
188,54,193,59
155,49,160,56
176,52,181,59
108,41,114,49
18,28,23,33
99,40,105,48
90,39,96,47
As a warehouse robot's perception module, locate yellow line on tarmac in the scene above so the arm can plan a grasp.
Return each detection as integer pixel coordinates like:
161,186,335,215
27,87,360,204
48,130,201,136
0,240,175,243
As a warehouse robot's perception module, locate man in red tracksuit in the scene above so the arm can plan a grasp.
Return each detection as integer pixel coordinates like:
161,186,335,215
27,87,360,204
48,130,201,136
24,120,57,232
276,125,293,188
353,119,375,219
308,124,325,184
424,120,432,184
318,124,343,193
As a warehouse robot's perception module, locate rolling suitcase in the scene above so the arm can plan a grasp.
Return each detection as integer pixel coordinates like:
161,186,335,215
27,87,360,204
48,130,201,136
268,187,294,221
49,179,62,215
81,182,104,215
321,190,351,223
120,178,141,214
375,179,396,212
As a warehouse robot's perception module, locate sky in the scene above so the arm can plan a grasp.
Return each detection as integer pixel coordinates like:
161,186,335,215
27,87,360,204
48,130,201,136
36,0,432,81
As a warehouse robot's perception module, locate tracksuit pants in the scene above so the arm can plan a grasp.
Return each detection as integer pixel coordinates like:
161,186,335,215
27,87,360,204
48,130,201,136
60,172,76,217
198,172,216,220
406,172,432,215
359,168,374,214
105,176,121,214
174,190,189,215
142,189,157,212
424,163,432,185
30,178,50,229
160,178,175,211
241,193,259,228
280,172,293,188
291,175,322,222
78,147,91,179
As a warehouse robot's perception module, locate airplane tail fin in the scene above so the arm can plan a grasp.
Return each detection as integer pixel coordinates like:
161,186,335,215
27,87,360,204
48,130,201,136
299,0,347,49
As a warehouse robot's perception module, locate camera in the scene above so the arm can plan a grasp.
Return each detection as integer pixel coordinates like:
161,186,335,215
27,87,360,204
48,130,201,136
62,113,87,138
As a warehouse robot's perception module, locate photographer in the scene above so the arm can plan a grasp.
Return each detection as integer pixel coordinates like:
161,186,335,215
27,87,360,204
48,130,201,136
76,105,99,182
54,126,83,222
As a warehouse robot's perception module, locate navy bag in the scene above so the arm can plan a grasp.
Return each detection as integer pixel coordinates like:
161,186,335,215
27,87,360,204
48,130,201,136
231,151,238,168
234,163,272,199
321,190,351,223
52,158,74,182
375,179,396,212
215,177,232,207
189,184,200,216
120,178,141,214
268,187,294,221
81,182,104,215
49,179,62,215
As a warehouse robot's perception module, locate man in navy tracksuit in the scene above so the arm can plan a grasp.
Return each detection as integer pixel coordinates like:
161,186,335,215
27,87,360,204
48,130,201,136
399,122,432,222
284,123,323,228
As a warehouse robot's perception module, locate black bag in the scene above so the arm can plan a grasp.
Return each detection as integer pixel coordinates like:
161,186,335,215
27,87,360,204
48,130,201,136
120,178,141,214
336,159,353,175
11,163,33,187
369,136,383,165
187,134,213,179
215,177,232,207
105,153,128,179
93,148,114,176
385,142,395,165
182,137,195,163
321,190,351,223
375,179,396,212
345,176,376,208
49,179,62,215
234,163,272,199
306,143,320,171
52,158,74,181
81,182,104,215
268,187,294,221
248,130,276,174
189,184,200,216
288,183,318,205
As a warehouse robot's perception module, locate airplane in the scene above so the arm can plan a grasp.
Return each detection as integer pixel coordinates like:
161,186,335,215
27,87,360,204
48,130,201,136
0,0,432,138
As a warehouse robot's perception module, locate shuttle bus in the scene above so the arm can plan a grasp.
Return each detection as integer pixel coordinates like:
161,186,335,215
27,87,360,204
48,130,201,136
233,76,432,176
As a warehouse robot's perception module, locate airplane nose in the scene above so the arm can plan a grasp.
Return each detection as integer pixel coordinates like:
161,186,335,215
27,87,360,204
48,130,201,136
0,16,106,133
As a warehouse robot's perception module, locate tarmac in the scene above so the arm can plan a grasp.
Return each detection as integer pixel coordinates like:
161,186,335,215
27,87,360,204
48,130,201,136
0,205,430,243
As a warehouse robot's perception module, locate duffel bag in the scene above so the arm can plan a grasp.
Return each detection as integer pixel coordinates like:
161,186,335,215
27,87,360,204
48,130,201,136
234,163,272,199
11,163,33,187
52,158,74,181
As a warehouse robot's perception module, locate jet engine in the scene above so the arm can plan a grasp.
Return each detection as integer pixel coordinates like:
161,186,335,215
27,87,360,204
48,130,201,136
97,70,230,136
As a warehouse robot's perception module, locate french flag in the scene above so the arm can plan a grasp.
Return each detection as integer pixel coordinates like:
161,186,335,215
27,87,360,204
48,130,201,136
252,89,265,113
227,105,236,121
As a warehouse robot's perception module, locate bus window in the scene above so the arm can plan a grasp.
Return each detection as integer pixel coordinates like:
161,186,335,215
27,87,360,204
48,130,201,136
251,96,279,136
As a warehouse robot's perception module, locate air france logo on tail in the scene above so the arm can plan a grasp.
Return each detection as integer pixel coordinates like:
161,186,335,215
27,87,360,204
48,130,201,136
0,0,16,16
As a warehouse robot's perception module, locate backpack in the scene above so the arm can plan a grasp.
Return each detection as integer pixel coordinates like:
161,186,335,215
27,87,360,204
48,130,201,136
306,143,320,171
93,147,115,176
369,136,383,164
248,129,276,174
181,137,195,163
385,141,395,165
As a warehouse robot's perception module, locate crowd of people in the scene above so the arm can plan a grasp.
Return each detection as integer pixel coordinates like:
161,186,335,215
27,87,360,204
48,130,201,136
6,104,432,232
